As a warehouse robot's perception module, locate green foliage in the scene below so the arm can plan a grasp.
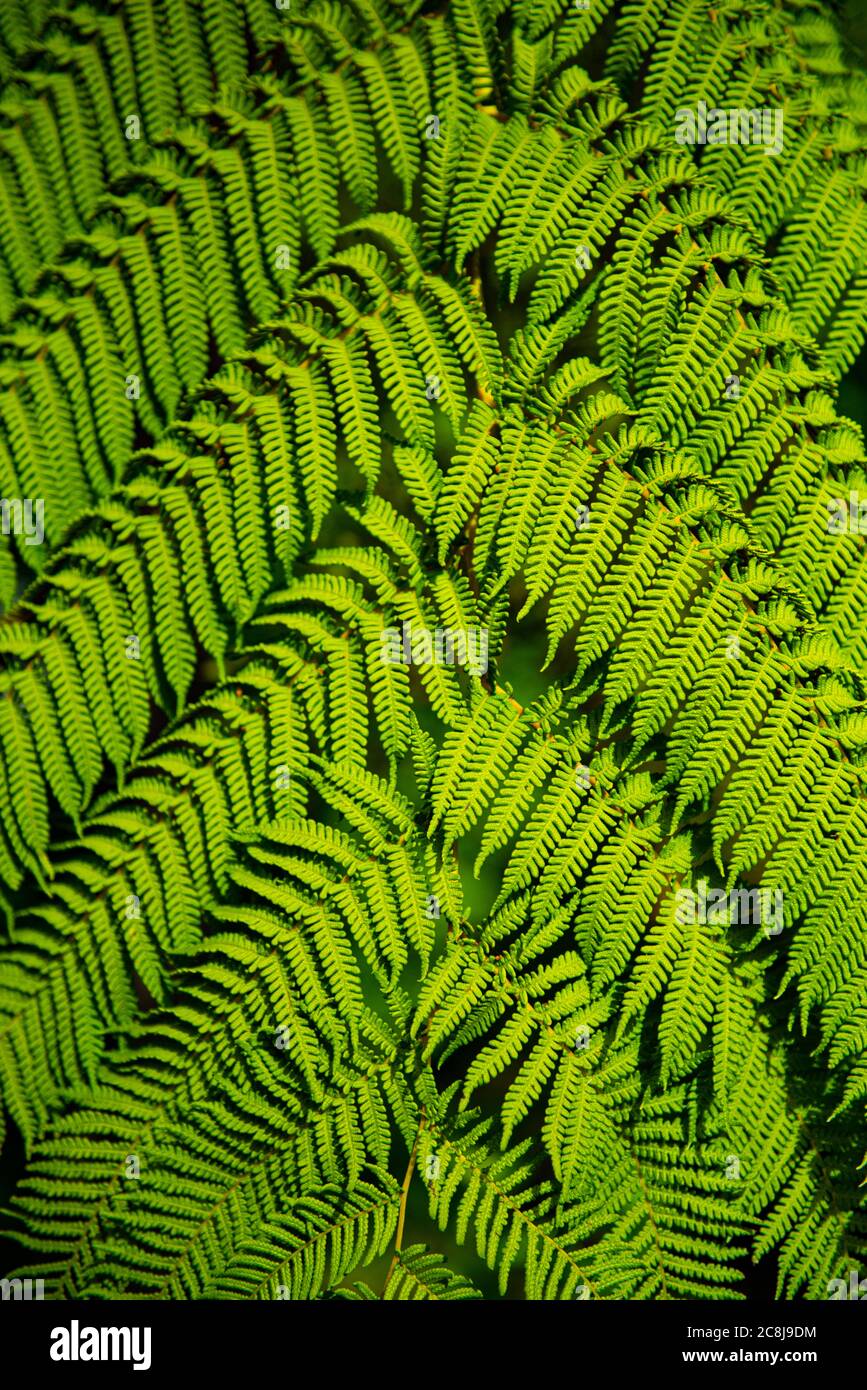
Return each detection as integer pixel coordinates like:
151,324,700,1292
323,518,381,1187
1,0,867,1303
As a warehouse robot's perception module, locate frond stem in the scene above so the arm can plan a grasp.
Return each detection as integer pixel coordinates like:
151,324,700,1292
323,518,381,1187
384,1114,425,1290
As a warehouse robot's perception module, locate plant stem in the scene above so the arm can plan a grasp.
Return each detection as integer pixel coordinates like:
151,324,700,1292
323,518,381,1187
383,1118,424,1291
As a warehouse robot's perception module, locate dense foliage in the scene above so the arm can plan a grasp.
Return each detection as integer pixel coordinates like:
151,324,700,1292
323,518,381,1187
1,0,867,1301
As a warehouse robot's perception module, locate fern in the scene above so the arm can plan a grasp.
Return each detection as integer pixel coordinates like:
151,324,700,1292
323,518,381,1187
2,0,867,1307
